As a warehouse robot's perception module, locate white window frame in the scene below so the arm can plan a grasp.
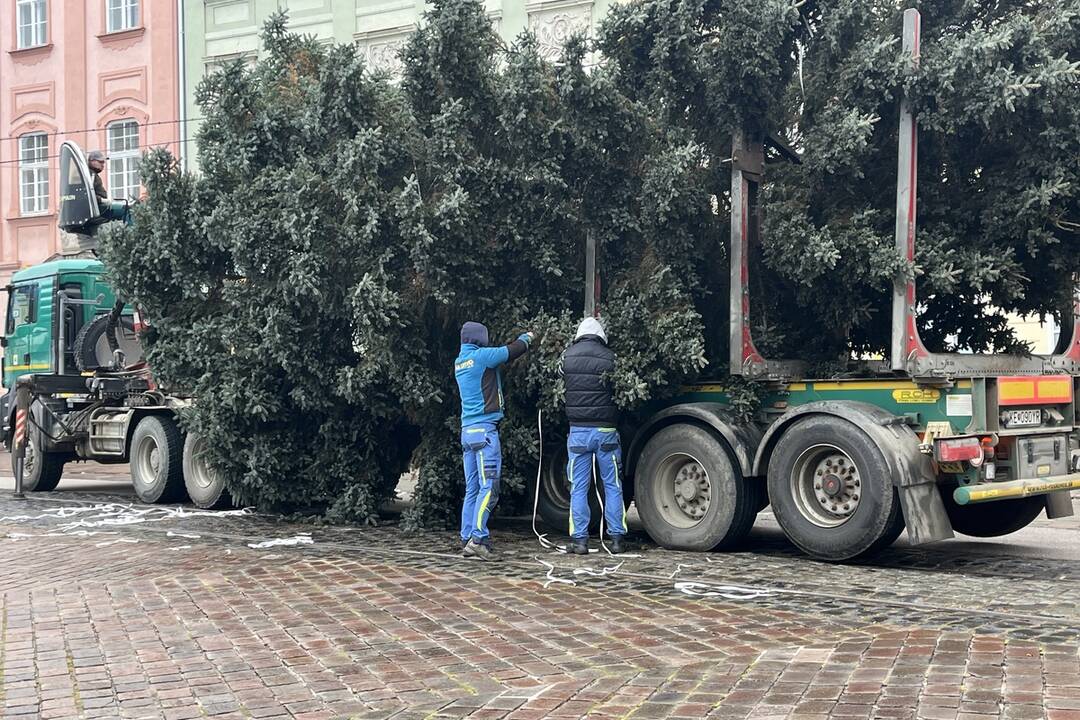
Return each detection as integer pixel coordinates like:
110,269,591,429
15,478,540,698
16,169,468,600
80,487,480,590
16,0,47,49
18,133,49,216
106,119,140,202
105,0,138,33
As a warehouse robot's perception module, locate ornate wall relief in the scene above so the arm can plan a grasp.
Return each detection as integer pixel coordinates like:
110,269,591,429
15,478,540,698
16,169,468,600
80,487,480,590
526,0,593,61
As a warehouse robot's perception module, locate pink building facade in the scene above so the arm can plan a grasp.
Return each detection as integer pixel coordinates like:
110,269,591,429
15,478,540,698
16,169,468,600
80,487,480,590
0,0,180,280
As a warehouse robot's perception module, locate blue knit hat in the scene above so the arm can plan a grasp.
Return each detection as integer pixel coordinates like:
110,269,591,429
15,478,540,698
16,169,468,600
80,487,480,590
460,321,489,346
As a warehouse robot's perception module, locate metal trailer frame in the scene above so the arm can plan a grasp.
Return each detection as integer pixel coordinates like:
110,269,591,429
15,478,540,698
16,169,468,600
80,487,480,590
729,8,1080,383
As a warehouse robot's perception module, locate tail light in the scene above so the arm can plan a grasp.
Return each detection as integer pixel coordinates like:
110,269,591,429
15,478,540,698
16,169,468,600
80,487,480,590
935,437,984,466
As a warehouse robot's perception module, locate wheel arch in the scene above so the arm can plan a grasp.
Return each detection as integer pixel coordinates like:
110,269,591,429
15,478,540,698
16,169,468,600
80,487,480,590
754,401,953,545
627,403,762,482
123,408,180,460
754,402,901,477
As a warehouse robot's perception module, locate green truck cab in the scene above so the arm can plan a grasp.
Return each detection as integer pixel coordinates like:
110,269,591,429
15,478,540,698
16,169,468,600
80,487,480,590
2,258,118,388
3,141,220,509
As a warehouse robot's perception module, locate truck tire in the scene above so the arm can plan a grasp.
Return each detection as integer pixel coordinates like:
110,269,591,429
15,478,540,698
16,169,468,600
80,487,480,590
635,423,757,551
940,484,1044,537
767,415,904,561
183,432,231,509
74,314,143,372
532,441,604,534
12,426,64,492
129,415,185,503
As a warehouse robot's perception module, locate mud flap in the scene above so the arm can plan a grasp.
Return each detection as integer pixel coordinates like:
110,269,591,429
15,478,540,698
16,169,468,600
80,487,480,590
882,421,954,546
897,483,953,545
1045,490,1075,520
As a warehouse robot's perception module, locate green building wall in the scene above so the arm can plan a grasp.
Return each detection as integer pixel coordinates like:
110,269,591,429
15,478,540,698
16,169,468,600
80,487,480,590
180,0,618,169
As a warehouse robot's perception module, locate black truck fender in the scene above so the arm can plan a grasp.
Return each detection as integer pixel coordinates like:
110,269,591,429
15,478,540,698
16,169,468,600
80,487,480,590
626,402,762,481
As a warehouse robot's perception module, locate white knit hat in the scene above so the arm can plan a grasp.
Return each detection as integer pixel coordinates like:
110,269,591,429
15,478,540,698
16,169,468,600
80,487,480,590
575,316,607,344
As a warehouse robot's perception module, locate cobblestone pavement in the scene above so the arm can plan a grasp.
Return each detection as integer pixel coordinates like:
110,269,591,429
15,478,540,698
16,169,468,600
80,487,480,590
1,488,1079,720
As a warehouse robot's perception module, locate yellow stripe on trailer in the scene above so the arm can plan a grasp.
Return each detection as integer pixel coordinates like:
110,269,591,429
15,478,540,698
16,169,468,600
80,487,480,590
811,380,973,391
680,380,973,393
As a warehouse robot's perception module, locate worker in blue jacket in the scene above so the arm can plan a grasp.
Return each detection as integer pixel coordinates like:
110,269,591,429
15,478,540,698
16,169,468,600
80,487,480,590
455,321,534,560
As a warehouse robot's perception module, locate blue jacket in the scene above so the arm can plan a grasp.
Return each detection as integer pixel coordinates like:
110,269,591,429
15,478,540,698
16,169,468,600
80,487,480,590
455,338,529,427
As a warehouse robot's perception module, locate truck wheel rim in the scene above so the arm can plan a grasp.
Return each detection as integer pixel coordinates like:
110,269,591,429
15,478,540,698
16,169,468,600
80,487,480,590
188,436,216,490
135,434,161,483
790,444,861,528
24,436,37,477
654,453,710,528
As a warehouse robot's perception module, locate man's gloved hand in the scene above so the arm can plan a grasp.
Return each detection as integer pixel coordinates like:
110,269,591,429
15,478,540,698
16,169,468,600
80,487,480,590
518,331,537,346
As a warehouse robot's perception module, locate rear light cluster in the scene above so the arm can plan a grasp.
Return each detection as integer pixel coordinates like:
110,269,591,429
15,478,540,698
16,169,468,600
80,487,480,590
934,436,995,468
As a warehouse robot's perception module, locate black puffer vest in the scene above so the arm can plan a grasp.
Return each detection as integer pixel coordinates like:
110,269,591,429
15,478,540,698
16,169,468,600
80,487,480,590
563,335,617,427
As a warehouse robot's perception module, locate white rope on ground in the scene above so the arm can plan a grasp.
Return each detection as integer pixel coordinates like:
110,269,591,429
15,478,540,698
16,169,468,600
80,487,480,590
56,530,118,537
247,534,313,549
668,563,695,579
674,580,775,601
1,502,254,535
94,537,140,548
535,556,577,589
573,561,624,577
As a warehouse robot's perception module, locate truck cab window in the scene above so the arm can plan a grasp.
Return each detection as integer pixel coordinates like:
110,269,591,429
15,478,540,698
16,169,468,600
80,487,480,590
6,284,38,333
61,283,85,368
60,283,84,346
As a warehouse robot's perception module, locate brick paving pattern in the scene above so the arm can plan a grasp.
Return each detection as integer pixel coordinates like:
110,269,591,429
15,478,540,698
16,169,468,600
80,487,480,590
1,491,1079,719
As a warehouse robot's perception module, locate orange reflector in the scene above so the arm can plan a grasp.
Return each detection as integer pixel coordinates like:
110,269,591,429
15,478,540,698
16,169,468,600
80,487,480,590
998,376,1073,406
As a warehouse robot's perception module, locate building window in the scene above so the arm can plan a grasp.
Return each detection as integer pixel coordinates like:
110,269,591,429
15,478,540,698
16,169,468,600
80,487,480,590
107,119,140,201
18,133,49,215
16,0,47,49
105,0,138,33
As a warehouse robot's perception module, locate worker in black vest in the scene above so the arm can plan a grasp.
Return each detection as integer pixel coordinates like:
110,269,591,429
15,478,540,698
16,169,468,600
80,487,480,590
562,316,626,554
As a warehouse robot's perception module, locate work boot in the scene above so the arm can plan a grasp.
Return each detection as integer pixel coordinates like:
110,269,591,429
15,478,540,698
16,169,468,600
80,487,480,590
570,538,589,555
609,535,628,555
460,537,469,551
463,538,491,561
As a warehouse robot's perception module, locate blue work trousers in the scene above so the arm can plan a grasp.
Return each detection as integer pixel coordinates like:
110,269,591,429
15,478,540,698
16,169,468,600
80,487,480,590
567,426,626,539
460,423,501,542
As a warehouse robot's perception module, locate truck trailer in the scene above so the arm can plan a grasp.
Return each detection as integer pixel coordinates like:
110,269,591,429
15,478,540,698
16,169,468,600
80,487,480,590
534,9,1080,560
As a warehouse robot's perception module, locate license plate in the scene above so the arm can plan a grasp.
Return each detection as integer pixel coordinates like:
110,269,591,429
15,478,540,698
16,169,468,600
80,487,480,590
1008,409,1041,427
